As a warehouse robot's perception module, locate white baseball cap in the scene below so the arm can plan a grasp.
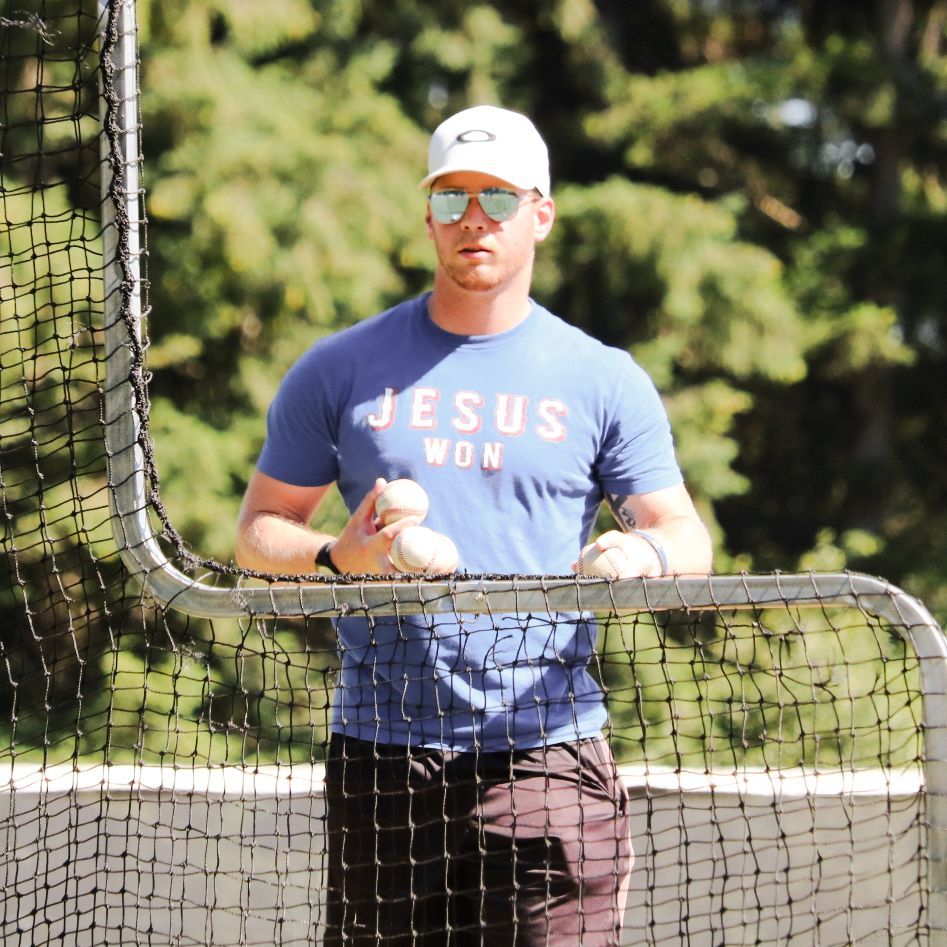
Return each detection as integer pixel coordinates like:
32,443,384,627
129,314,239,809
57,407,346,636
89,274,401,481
419,105,551,195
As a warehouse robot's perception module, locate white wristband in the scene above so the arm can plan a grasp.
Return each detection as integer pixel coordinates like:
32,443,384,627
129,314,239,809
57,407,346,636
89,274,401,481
632,530,668,576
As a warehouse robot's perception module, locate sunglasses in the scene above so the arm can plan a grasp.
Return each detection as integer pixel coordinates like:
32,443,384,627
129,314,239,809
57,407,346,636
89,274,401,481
428,188,533,224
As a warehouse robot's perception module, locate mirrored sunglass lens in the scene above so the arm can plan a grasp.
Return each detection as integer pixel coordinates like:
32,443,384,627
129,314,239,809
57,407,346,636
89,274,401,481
478,189,520,221
429,189,522,223
430,191,470,223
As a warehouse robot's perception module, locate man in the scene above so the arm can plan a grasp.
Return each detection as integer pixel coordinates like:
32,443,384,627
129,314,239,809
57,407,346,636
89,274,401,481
236,105,712,945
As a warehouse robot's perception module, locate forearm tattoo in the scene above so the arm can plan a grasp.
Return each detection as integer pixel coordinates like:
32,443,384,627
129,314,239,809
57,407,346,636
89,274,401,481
606,494,637,532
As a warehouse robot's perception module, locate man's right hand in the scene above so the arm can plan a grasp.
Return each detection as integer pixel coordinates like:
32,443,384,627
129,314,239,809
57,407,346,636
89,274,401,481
328,478,424,574
235,472,423,576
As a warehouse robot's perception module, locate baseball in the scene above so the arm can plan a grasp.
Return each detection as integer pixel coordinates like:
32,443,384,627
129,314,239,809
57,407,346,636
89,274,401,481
375,478,429,526
577,543,629,580
390,526,459,575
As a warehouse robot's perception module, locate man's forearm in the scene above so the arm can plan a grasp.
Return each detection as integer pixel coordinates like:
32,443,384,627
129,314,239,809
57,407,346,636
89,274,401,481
605,491,713,576
638,515,713,575
235,512,332,575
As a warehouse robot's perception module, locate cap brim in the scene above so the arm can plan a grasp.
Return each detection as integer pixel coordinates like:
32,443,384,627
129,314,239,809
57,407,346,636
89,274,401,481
418,163,543,194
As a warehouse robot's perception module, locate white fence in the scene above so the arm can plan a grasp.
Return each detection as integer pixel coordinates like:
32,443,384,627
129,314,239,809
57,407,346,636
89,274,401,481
0,764,924,946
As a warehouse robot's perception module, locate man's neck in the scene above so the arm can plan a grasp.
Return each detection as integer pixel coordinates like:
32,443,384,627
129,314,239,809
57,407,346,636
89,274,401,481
427,274,534,336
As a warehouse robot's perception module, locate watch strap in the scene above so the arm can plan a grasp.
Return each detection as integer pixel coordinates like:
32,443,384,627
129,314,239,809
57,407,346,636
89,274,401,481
315,541,341,575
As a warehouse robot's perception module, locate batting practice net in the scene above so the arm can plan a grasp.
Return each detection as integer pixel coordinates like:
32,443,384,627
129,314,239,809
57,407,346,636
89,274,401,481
3,2,947,945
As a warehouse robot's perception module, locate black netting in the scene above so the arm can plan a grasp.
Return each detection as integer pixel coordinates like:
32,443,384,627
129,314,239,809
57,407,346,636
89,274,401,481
0,3,939,945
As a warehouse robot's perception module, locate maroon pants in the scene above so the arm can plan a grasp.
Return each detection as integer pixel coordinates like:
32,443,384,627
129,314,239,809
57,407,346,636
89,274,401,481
324,734,632,946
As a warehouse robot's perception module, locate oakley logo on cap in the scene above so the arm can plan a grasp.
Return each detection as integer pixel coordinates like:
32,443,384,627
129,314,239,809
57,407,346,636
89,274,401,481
419,106,551,195
456,130,496,143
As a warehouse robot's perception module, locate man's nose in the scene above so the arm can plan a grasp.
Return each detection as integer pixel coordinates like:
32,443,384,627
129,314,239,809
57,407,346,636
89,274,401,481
459,196,491,228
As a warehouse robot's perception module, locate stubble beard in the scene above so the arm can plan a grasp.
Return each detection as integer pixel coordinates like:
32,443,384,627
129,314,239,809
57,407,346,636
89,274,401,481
438,244,529,295
443,264,500,293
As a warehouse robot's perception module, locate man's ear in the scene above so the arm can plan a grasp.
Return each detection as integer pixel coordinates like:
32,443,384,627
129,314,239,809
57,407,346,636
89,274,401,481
533,196,556,244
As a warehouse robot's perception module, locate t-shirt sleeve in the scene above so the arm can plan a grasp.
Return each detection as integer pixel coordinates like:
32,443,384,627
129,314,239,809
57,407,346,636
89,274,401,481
256,346,340,487
595,352,683,496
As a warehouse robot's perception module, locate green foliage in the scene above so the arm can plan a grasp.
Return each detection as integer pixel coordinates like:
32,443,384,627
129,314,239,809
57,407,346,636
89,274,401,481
0,176,122,728
133,0,436,551
603,609,922,771
126,0,947,621
4,0,947,771
81,617,339,766
535,178,805,555
536,179,808,385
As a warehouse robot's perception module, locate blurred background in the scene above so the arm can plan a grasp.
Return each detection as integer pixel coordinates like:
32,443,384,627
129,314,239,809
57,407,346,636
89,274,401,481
1,0,945,778
113,0,947,621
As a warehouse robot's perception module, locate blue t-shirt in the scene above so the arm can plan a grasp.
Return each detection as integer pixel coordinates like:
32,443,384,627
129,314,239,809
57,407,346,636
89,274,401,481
258,294,683,750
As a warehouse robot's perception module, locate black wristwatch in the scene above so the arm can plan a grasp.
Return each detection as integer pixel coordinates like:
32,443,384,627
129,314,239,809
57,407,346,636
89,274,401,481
315,541,341,575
